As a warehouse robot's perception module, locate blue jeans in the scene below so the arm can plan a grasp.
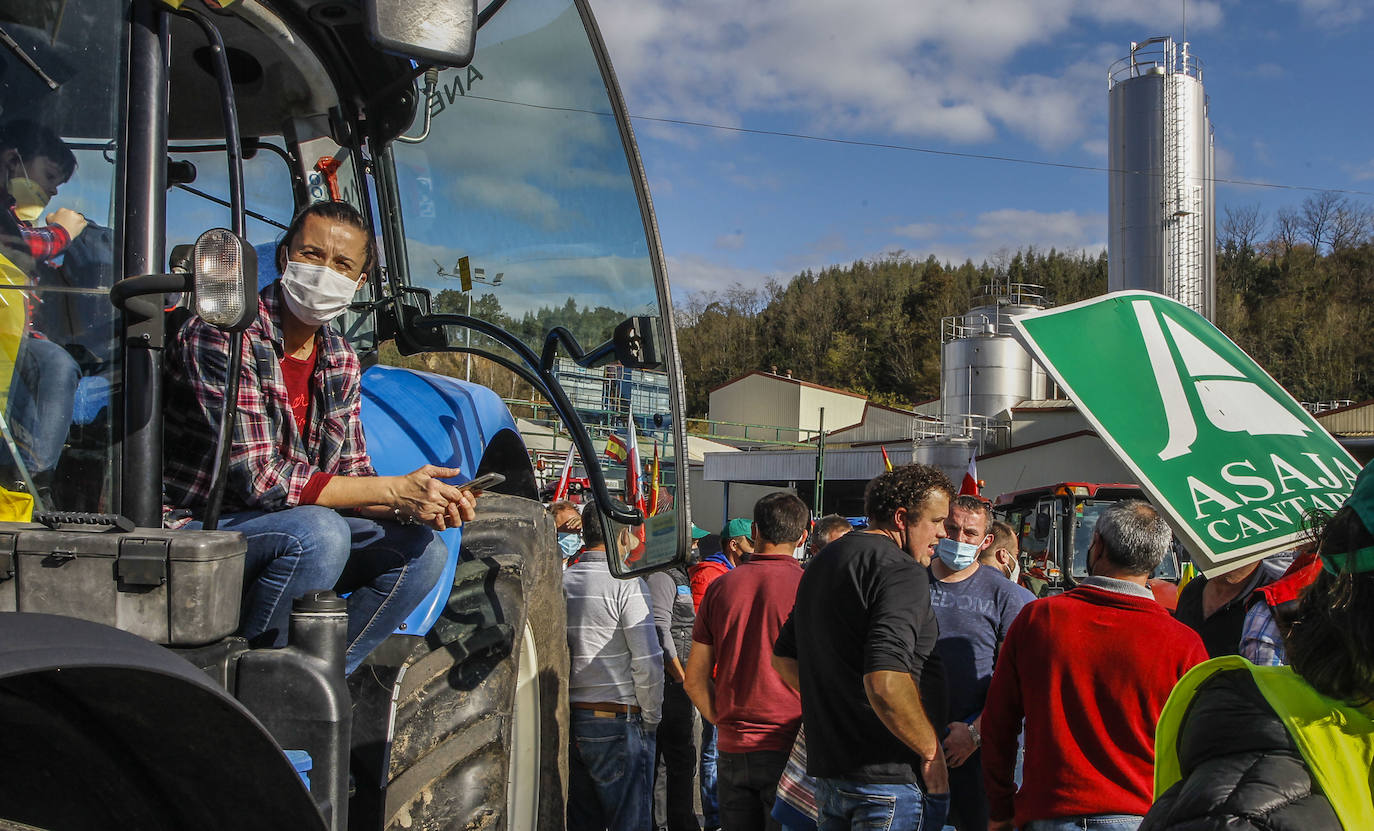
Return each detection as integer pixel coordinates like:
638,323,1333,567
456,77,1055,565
6,335,80,474
701,719,720,826
191,506,448,675
816,779,938,831
568,710,656,831
1024,816,1143,831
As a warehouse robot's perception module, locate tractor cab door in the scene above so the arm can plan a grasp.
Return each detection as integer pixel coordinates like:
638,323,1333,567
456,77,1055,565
0,0,126,516
378,0,691,574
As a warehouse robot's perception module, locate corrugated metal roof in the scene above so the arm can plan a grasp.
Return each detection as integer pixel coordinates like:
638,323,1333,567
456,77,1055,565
1317,401,1374,436
1012,399,1076,411
704,447,915,482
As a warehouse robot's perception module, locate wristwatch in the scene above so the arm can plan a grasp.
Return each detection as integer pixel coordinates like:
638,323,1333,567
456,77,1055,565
393,507,419,526
968,723,981,748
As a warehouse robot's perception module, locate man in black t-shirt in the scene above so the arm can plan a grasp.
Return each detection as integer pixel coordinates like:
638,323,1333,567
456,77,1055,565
773,464,955,831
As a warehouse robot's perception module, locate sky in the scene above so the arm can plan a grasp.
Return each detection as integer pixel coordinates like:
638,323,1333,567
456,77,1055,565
587,0,1374,301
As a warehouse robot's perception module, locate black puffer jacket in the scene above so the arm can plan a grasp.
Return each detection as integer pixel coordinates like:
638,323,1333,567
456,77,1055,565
1140,669,1340,831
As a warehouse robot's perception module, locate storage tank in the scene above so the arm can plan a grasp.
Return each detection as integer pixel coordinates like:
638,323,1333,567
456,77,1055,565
914,436,977,489
1108,37,1216,320
940,282,1049,420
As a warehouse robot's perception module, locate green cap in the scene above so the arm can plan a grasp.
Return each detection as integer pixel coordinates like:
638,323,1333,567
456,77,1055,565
1323,462,1374,575
721,518,753,541
690,524,709,540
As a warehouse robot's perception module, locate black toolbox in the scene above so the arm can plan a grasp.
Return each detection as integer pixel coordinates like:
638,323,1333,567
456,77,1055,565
0,521,247,646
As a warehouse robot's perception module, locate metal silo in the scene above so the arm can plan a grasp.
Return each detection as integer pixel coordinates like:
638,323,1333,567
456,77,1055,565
940,282,1049,420
1108,37,1216,320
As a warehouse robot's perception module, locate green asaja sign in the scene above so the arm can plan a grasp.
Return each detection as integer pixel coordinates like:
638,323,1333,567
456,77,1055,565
1013,291,1360,576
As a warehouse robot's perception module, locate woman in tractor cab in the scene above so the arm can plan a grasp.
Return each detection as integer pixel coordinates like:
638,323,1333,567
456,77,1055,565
163,201,476,675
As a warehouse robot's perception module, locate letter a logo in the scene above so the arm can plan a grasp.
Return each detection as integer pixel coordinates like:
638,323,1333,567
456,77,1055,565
1133,299,1310,461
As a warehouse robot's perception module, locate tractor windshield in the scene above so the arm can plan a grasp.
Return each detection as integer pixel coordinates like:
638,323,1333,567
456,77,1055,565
388,0,685,571
0,0,125,513
1072,498,1180,581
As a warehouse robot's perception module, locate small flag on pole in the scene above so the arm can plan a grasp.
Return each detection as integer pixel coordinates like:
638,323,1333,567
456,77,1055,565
881,446,894,472
648,442,661,516
604,433,628,463
959,456,980,497
552,445,576,501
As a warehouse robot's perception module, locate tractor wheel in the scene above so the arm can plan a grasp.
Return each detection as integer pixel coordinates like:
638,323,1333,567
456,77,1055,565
382,493,568,830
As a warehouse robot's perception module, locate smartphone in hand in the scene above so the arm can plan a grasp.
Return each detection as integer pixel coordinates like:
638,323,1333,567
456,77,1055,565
458,472,506,494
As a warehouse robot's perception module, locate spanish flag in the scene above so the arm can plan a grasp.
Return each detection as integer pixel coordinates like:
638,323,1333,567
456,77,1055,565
605,432,629,463
881,446,894,472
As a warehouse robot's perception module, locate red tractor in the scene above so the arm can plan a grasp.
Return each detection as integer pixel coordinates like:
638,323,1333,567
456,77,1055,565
993,482,1184,611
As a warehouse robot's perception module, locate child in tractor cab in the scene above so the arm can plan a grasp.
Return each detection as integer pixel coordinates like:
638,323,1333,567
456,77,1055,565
0,120,84,497
162,200,478,675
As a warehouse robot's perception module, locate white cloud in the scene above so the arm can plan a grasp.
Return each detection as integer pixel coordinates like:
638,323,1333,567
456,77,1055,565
893,222,941,239
596,0,1224,150
666,255,772,300
968,208,1106,251
1347,159,1374,182
715,232,746,250
1283,0,1367,26
878,208,1106,266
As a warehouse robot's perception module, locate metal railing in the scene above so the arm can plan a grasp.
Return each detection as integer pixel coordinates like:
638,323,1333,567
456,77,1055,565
911,412,1013,454
1109,37,1203,89
1301,400,1355,414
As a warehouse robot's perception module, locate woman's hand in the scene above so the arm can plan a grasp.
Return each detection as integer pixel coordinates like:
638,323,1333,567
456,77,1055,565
390,465,479,531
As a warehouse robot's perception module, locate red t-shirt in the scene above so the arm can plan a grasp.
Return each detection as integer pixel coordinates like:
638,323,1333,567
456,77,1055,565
280,350,332,504
692,553,803,753
981,584,1209,828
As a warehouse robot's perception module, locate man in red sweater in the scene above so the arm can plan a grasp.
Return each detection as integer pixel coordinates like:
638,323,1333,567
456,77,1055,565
685,494,806,831
981,500,1207,831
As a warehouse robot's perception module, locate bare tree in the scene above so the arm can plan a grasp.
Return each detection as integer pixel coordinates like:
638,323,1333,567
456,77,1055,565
1329,198,1372,250
1274,206,1300,255
1296,191,1370,252
1220,203,1266,254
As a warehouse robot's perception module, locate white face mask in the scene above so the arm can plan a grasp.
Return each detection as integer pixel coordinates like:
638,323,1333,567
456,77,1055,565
279,260,359,327
9,157,50,222
1006,557,1021,585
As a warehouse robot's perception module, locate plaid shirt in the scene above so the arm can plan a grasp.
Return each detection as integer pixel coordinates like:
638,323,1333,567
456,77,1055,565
164,283,375,522
1239,600,1286,666
5,197,71,263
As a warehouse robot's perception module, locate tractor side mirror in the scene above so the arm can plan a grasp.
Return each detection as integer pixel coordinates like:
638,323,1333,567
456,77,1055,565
365,0,476,67
1033,511,1051,539
612,316,663,370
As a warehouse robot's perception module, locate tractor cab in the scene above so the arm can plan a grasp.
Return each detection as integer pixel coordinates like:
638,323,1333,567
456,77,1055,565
994,482,1183,609
0,0,688,827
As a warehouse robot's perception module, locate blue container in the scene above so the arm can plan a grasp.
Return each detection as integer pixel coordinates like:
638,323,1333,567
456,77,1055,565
284,749,313,792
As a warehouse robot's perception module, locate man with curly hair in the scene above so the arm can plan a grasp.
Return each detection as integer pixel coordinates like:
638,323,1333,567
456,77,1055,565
772,464,955,831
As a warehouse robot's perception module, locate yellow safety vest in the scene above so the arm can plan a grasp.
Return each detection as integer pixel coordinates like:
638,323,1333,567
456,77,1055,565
1155,655,1374,830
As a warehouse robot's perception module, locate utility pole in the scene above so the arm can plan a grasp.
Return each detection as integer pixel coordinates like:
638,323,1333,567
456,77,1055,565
812,408,826,515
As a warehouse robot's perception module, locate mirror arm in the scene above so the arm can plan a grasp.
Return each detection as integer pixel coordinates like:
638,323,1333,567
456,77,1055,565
173,9,245,240
412,312,639,525
110,273,192,309
539,325,616,374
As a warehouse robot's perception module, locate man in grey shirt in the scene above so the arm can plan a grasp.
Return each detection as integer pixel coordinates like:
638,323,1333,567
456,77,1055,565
564,501,663,831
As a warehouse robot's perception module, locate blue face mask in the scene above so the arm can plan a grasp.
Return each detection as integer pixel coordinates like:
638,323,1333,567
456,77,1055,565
558,532,582,560
935,537,980,571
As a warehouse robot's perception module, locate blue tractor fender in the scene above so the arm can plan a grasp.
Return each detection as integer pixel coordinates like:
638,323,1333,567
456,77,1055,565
359,365,536,636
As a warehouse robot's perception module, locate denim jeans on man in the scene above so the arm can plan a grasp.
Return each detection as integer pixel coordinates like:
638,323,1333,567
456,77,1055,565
701,720,720,827
1024,816,1142,831
654,678,700,831
816,778,948,831
568,710,656,831
6,334,80,474
718,748,790,831
189,505,448,675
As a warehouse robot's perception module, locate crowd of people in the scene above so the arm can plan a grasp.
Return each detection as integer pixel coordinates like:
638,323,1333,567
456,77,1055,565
560,461,1374,831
